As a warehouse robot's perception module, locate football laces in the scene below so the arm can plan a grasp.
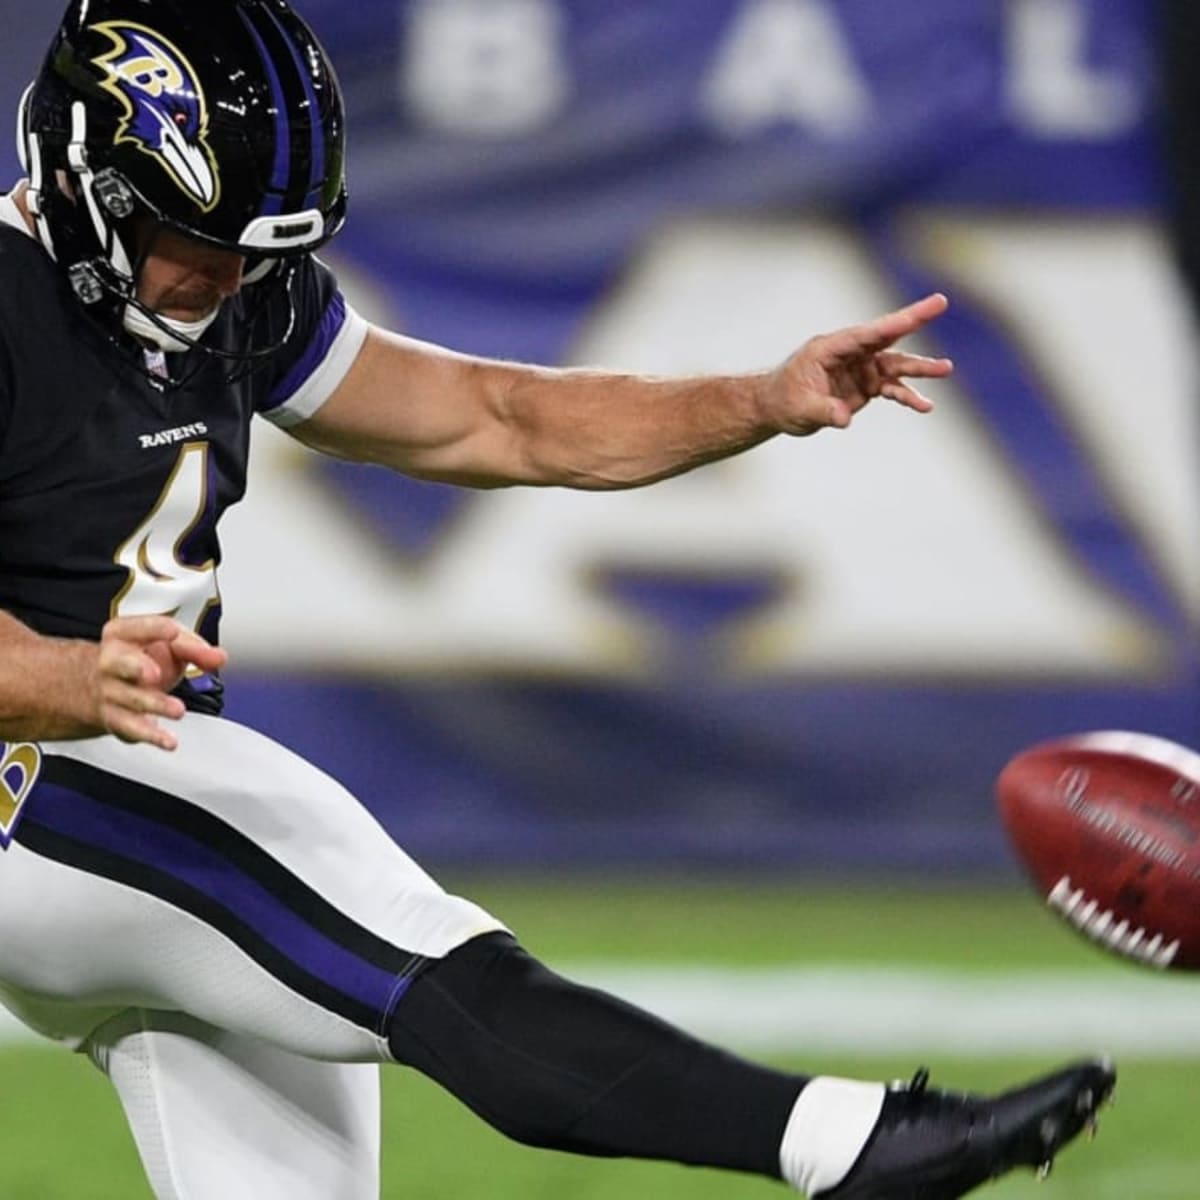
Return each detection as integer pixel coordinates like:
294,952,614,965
1046,876,1179,969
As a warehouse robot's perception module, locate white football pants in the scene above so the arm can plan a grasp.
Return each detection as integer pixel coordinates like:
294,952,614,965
0,712,506,1198
86,1009,381,1200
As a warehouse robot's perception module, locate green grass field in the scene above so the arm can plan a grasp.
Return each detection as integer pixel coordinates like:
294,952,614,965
2,879,1196,1199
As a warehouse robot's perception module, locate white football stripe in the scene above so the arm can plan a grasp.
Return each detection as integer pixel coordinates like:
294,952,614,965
3,966,1198,1057
1070,729,1200,784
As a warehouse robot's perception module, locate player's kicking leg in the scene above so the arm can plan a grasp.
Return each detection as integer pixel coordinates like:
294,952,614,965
385,930,1116,1197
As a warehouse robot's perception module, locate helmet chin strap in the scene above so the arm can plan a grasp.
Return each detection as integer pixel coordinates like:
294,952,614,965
122,302,221,354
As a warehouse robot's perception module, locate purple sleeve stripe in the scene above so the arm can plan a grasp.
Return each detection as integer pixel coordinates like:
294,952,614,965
262,291,347,413
261,293,368,427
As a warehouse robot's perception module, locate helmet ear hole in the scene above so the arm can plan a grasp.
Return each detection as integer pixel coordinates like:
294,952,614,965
93,169,136,220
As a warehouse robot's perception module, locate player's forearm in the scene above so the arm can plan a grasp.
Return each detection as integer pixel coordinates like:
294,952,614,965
0,611,102,742
493,365,775,489
299,328,780,489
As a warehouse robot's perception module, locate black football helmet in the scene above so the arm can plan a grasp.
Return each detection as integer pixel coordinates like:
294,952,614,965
18,0,347,364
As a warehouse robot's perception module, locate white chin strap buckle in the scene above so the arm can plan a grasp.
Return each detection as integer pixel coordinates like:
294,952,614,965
122,303,221,354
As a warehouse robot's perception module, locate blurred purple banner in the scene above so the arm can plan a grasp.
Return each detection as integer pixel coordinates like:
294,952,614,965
3,1,1195,872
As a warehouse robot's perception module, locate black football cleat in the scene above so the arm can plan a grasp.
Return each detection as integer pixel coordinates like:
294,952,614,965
816,1057,1116,1199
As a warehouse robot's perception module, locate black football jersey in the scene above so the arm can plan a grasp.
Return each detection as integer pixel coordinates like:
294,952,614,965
0,213,363,714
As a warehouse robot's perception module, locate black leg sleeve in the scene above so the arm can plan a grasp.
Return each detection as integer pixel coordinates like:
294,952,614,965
387,932,805,1180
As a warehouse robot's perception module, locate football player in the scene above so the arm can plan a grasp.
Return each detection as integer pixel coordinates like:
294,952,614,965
0,2,1113,1197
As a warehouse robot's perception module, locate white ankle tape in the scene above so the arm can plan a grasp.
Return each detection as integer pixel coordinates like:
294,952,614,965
779,1076,886,1196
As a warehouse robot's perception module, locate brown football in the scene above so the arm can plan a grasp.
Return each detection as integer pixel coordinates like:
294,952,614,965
997,731,1200,971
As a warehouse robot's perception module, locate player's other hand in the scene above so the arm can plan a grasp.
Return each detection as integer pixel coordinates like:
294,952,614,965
93,615,228,751
763,292,953,435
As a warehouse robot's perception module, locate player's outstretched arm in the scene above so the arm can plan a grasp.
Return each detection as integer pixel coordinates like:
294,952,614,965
0,612,227,752
292,293,952,489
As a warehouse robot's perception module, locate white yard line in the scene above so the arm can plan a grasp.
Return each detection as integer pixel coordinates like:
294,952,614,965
566,965,1200,1058
2,966,1196,1056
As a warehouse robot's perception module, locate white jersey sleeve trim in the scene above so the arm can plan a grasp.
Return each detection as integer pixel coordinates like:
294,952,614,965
262,301,369,429
0,189,35,238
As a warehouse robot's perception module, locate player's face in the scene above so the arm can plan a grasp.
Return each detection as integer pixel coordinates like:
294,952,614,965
134,222,247,322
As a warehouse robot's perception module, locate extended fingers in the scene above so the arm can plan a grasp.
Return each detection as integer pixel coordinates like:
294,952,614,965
817,293,950,359
861,292,949,349
103,614,190,646
97,676,186,750
103,647,163,688
170,629,229,673
102,616,227,679
876,349,953,380
101,675,185,742
873,348,952,414
103,680,186,720
103,707,183,751
879,380,936,413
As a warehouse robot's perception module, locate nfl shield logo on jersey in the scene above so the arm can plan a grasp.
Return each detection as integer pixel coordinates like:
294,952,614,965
0,743,41,848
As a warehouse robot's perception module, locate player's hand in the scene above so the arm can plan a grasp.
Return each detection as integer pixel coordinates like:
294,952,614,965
92,615,228,751
762,292,953,435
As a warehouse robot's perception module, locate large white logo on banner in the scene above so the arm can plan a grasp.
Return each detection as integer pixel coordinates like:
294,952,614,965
219,216,1198,679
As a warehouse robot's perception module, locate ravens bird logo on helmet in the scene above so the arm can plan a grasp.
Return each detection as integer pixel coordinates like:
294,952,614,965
92,21,221,212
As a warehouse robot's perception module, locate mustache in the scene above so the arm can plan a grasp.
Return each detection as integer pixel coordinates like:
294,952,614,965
143,285,225,315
